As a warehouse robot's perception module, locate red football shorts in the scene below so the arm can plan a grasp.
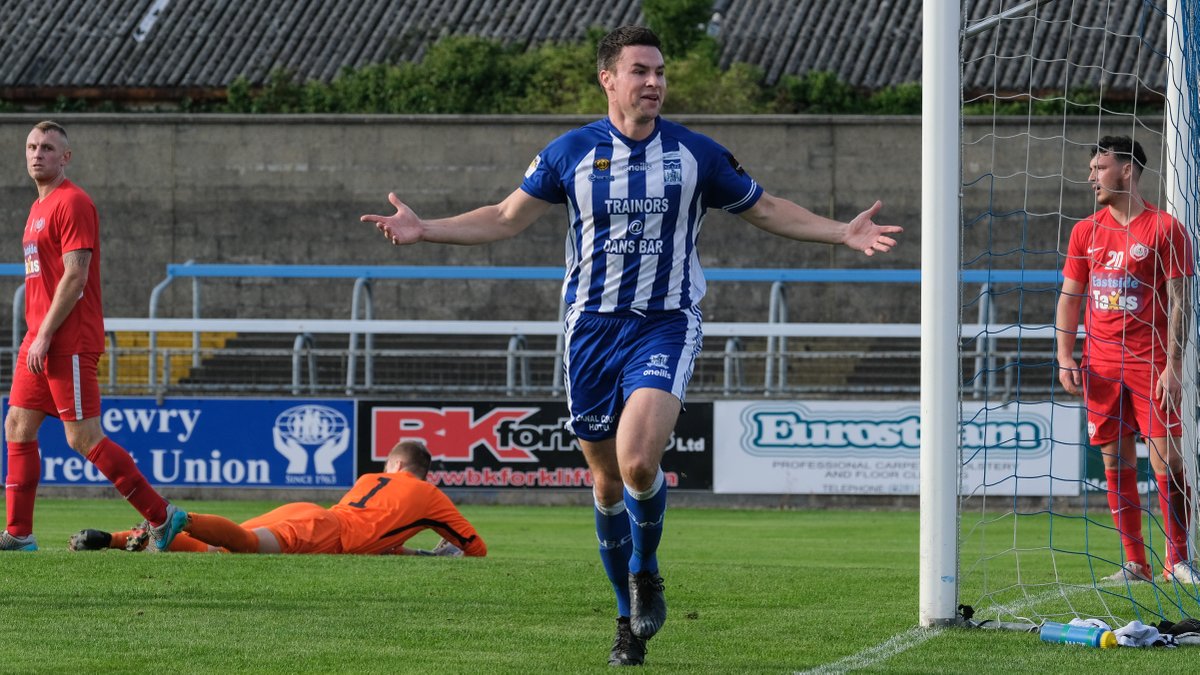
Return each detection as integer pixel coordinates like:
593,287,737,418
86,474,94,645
8,348,101,422
1082,361,1179,444
242,502,343,554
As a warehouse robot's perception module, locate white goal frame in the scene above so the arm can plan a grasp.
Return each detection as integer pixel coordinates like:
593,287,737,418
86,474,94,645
919,0,962,627
920,0,1198,626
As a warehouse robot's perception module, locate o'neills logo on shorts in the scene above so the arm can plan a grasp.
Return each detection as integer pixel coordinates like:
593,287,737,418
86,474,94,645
642,353,671,378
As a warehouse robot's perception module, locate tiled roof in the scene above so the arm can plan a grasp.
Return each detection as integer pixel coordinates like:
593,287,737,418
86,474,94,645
0,0,1174,100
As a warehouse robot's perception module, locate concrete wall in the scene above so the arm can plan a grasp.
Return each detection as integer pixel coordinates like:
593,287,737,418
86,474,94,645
0,114,1164,327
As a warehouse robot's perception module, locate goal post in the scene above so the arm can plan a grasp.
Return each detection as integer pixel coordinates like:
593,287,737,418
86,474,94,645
1165,0,1199,581
923,0,1200,629
919,0,962,627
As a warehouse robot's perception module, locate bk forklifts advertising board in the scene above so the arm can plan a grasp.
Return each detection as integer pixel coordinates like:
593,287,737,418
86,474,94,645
357,400,713,489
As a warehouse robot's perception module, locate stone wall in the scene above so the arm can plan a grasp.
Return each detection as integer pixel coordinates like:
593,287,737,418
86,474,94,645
0,114,1165,328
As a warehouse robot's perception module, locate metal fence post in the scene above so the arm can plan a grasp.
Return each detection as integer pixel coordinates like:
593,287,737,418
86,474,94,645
347,277,373,395
292,333,316,396
765,281,787,394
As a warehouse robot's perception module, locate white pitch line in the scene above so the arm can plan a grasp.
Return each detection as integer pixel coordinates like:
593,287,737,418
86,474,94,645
795,580,1131,673
794,626,944,675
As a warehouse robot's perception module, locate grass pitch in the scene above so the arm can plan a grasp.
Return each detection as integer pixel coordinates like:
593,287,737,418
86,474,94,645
0,499,1196,672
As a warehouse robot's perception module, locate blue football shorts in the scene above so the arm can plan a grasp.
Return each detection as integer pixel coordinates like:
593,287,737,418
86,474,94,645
562,306,703,441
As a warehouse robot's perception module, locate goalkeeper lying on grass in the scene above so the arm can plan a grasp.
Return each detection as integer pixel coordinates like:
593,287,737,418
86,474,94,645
69,440,485,557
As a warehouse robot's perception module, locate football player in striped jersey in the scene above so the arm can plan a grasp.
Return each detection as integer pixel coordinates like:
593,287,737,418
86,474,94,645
362,25,901,666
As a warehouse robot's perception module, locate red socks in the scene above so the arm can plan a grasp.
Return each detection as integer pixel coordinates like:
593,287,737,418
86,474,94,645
5,441,40,537
86,438,168,526
1105,468,1147,568
1156,471,1191,568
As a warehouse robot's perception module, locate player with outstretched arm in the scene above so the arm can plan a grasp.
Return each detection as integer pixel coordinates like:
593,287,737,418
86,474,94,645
360,26,901,666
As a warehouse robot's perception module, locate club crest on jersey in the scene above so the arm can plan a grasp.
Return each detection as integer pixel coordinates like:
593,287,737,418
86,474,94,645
593,158,610,171
1128,242,1149,261
662,150,682,186
29,217,45,233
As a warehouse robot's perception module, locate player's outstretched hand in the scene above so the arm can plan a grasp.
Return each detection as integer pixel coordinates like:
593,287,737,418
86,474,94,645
361,192,423,246
844,200,903,257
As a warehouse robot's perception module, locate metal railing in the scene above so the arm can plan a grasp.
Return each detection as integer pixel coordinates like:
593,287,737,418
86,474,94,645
138,263,1064,394
2,263,1067,399
29,317,1057,400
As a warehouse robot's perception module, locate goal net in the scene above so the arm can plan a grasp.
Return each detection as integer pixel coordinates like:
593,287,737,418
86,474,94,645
954,0,1200,630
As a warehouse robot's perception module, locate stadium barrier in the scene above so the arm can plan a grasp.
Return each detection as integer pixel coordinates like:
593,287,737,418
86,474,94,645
4,263,1067,398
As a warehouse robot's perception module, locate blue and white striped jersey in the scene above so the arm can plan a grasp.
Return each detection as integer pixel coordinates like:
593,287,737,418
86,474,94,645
520,117,763,313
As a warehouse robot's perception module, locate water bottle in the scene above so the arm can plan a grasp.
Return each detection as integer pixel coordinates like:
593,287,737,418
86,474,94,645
1039,621,1117,648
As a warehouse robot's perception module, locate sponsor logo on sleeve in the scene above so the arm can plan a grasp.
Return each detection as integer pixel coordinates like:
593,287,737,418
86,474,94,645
524,154,542,179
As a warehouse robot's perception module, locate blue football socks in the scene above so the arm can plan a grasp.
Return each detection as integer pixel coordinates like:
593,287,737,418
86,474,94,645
595,498,633,616
624,467,667,575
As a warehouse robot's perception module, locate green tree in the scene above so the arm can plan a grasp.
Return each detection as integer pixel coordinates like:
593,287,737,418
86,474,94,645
515,38,607,114
868,82,921,115
412,36,530,113
770,71,864,114
665,54,766,114
642,0,715,60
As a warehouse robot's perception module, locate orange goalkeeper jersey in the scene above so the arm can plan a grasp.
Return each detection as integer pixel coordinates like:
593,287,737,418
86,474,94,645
329,471,486,556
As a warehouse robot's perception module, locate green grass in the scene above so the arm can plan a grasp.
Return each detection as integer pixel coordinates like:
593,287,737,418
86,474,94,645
0,500,1197,672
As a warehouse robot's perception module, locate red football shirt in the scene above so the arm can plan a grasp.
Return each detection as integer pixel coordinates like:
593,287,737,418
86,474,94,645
23,179,106,354
1062,203,1193,368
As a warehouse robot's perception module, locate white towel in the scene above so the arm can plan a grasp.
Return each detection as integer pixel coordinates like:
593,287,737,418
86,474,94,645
1114,620,1178,648
1068,618,1112,632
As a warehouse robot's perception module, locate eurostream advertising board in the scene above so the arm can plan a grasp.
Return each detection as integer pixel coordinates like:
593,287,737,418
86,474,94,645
1,397,357,489
713,400,1082,496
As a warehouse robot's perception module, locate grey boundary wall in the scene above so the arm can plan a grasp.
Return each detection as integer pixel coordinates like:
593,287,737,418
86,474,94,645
3,113,1161,329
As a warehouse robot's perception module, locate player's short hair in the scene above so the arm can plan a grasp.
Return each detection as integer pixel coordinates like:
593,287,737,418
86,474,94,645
389,440,432,478
33,120,68,140
597,25,662,74
1092,135,1146,176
